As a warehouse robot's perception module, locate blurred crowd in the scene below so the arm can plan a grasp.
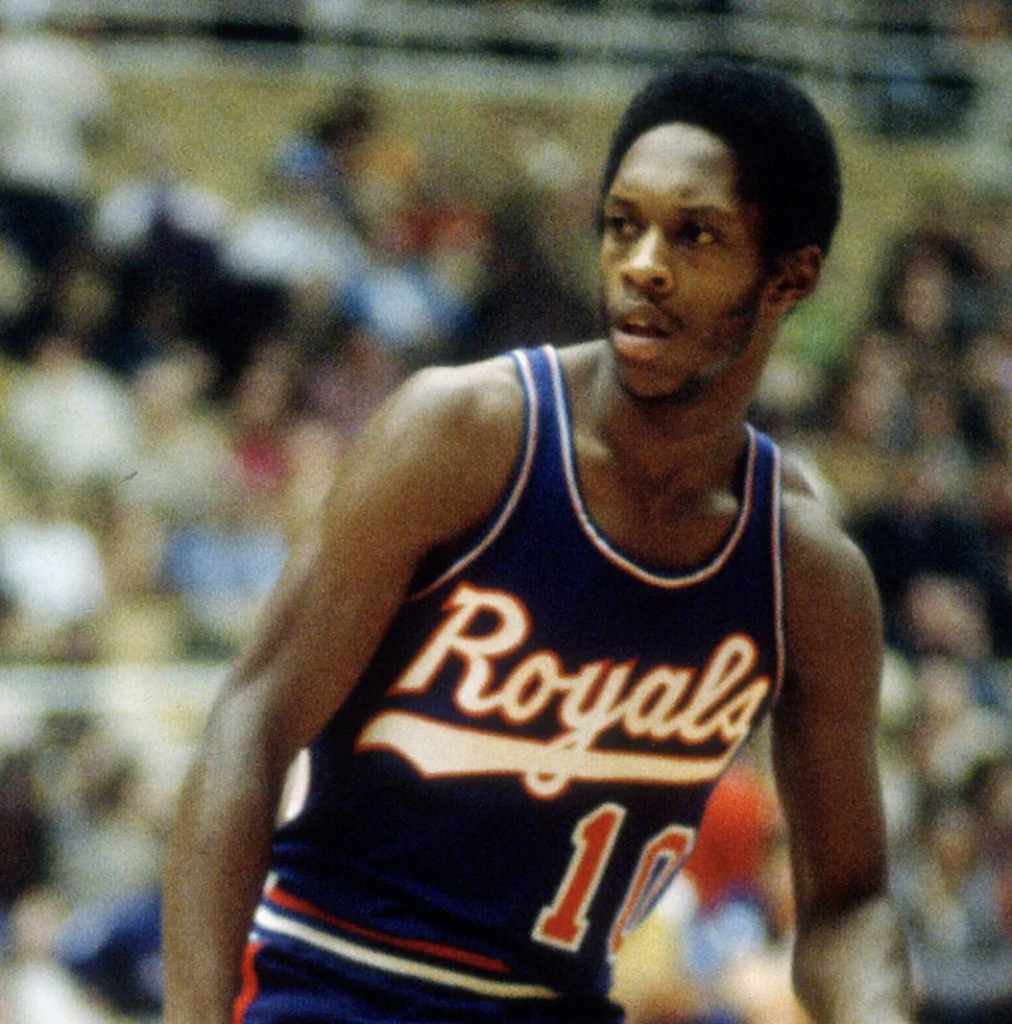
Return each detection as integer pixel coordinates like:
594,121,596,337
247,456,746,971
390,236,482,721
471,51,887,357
0,10,1010,1024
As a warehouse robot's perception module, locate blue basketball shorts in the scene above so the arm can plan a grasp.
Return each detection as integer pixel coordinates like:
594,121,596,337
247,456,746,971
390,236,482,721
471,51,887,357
233,934,626,1024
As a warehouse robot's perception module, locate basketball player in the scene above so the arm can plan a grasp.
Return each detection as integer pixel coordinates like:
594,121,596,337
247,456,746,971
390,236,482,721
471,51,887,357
164,60,915,1024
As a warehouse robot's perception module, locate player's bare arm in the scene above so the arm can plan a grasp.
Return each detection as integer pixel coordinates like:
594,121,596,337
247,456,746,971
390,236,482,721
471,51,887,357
162,356,526,1024
773,460,914,1024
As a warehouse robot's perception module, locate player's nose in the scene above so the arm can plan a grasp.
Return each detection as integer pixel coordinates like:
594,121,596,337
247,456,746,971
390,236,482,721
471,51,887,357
622,227,674,297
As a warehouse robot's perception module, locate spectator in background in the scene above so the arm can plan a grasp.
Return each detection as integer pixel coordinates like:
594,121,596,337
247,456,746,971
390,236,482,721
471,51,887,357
306,87,378,234
850,451,1012,656
0,887,109,1024
909,655,1009,802
221,129,365,299
92,124,231,270
44,721,165,910
969,754,1012,927
805,328,913,517
337,206,467,369
0,717,166,1024
0,329,136,493
221,87,376,295
704,829,810,1024
226,341,299,502
451,195,597,363
449,97,598,365
122,344,227,528
0,236,115,364
160,464,288,658
0,749,52,937
60,887,163,1024
894,798,1012,1024
219,97,376,391
336,135,482,369
92,124,233,383
870,223,982,359
962,194,1012,341
0,3,112,273
682,761,781,916
0,486,107,662
54,753,164,910
961,325,1012,464
299,318,406,445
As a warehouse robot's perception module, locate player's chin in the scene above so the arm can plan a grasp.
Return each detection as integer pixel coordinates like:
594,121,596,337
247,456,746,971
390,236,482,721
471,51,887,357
606,342,679,393
615,363,705,404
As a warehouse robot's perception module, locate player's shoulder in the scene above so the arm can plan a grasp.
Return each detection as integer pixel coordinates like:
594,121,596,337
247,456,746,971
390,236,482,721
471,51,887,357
322,353,529,556
775,452,884,725
350,352,527,529
779,452,880,615
389,352,526,445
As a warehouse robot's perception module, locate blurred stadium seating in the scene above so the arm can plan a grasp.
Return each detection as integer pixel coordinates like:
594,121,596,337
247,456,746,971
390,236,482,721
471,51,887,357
0,2,1010,1022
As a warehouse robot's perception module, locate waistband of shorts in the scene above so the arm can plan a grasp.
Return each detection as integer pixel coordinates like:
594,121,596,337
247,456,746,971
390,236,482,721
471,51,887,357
252,884,561,1001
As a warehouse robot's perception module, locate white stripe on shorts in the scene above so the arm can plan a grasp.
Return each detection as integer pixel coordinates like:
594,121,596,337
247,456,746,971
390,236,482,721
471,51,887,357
253,904,561,1001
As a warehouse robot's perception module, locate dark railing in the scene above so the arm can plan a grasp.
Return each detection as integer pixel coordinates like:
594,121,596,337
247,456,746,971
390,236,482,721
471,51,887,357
34,0,1012,138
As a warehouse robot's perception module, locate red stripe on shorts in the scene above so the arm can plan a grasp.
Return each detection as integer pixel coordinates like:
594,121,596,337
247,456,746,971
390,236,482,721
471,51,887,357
232,939,265,1024
265,885,511,974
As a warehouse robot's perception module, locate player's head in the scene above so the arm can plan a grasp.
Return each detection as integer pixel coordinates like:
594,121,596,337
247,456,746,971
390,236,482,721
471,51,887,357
598,59,841,262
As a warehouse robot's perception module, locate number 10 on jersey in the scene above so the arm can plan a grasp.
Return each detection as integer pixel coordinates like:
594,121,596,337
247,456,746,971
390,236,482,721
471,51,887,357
533,802,696,958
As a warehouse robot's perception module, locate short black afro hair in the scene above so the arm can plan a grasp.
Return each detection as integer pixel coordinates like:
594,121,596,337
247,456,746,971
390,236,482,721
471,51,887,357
599,59,842,259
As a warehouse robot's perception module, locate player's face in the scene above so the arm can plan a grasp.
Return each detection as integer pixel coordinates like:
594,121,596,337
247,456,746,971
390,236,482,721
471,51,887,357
600,123,776,402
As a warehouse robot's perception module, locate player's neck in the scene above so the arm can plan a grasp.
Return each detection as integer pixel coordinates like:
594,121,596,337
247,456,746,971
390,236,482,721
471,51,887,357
578,347,753,496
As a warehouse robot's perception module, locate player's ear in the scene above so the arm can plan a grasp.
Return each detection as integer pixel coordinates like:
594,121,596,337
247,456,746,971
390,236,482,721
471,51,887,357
767,245,822,312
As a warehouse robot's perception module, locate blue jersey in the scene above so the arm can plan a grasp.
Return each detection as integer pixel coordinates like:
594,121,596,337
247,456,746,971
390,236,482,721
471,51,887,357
250,344,785,1014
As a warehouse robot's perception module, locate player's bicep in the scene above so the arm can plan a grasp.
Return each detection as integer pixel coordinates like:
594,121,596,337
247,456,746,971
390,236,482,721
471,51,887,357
773,499,889,923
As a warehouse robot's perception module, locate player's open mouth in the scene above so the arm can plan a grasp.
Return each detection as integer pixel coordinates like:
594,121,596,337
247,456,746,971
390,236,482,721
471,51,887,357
611,310,674,362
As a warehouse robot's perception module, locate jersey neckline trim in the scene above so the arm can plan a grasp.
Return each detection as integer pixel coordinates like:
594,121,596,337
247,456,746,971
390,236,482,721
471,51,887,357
545,345,758,589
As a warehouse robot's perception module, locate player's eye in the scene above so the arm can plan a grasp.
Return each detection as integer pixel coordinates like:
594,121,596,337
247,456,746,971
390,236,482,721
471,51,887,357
604,214,638,240
680,222,717,246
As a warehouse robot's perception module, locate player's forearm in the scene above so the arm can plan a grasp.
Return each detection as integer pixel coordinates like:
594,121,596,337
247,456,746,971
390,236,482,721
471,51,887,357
792,893,915,1024
162,718,283,1024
